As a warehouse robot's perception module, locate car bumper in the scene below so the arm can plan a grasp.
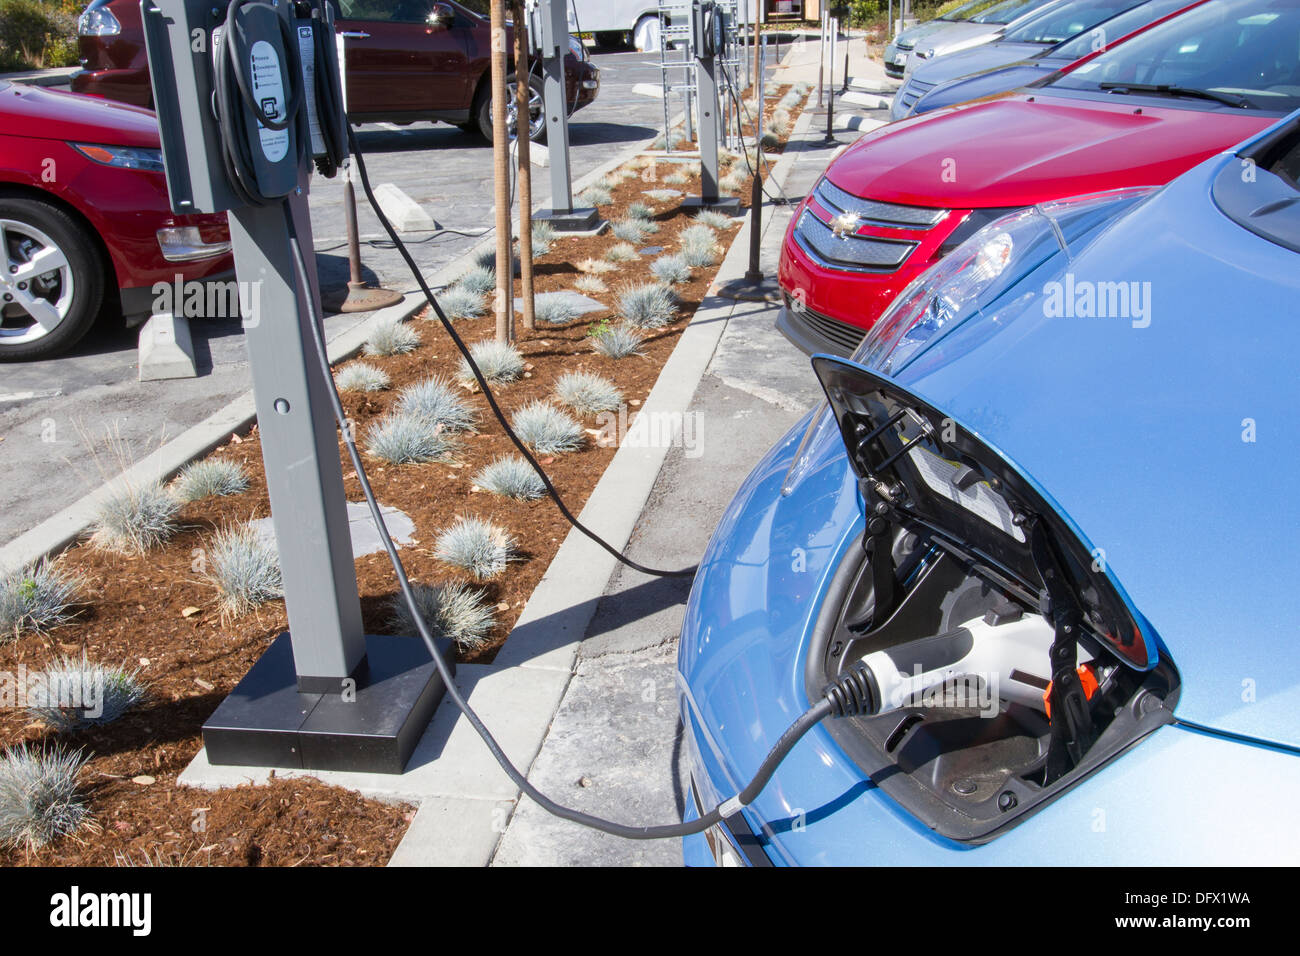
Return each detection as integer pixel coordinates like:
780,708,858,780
69,67,153,108
777,217,941,354
569,62,600,111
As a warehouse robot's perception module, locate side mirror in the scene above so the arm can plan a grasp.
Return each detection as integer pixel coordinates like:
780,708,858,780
427,2,454,27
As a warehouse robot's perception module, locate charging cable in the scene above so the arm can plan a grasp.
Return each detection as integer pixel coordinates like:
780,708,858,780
344,125,696,579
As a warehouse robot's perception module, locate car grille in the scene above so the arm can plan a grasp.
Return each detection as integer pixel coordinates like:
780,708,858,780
896,77,936,114
794,179,947,275
813,177,947,229
784,293,868,356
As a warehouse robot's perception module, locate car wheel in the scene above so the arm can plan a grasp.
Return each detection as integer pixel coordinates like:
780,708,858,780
633,14,660,52
0,197,105,362
593,30,627,48
475,73,547,143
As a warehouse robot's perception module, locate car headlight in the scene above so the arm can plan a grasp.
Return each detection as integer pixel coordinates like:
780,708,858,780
853,188,1161,375
77,6,121,36
71,143,166,173
568,34,588,61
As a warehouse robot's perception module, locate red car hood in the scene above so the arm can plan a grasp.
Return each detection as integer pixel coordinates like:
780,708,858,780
830,93,1271,208
0,82,160,149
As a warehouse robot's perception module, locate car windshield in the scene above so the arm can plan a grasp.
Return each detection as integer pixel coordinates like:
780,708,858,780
971,0,1054,25
1048,0,1196,59
1004,0,1149,43
938,0,1010,21
1047,0,1300,111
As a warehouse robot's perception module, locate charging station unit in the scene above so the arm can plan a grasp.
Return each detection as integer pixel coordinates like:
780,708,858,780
142,0,453,775
531,0,602,233
683,0,741,216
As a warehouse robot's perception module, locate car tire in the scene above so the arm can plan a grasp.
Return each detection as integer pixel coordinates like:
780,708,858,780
633,14,660,52
0,196,105,362
474,73,547,144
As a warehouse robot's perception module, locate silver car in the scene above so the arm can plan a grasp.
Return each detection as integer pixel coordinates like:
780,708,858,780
883,0,1010,78
900,0,1063,77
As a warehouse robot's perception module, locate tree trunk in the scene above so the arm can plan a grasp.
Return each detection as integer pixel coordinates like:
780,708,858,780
490,0,514,343
512,0,536,332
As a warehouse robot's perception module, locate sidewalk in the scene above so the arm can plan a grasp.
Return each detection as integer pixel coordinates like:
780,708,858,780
481,56,893,867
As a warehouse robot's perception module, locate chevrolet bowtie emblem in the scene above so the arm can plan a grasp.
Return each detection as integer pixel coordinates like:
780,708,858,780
831,212,860,238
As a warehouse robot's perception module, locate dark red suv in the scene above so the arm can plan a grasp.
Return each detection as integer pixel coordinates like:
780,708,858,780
72,0,599,140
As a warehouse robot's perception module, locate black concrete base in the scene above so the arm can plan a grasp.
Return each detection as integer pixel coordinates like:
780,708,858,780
202,631,454,775
534,206,603,233
682,195,744,216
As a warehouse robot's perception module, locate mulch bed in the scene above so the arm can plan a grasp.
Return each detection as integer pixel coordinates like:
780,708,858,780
0,83,809,867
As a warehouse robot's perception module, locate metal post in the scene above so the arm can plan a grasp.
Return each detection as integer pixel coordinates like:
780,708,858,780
536,0,599,229
685,0,741,215
229,193,366,692
324,35,400,314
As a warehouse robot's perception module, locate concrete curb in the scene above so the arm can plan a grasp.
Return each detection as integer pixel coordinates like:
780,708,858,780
0,123,680,574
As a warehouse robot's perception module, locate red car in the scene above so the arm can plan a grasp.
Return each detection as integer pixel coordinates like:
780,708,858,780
779,0,1299,355
72,0,599,141
0,81,232,360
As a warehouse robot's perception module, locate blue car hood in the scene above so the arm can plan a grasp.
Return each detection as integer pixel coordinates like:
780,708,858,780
910,40,1049,86
888,154,1300,746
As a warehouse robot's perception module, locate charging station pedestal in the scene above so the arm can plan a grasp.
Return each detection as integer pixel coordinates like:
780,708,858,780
683,0,741,217
143,0,452,775
531,0,602,233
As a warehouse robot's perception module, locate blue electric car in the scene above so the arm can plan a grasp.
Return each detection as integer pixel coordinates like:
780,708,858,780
678,113,1300,865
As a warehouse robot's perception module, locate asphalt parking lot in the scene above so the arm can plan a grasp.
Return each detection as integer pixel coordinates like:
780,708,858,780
0,48,678,547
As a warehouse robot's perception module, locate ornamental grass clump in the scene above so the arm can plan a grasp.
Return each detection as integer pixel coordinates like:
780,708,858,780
436,285,487,321
366,413,460,466
554,371,622,417
434,516,517,580
588,323,644,359
388,582,495,651
650,253,691,286
206,523,283,619
171,458,249,502
456,339,524,386
397,376,477,432
605,241,639,263
510,401,585,455
25,657,145,731
0,746,92,851
474,455,546,500
617,282,677,329
335,362,391,393
0,561,83,641
90,480,179,555
534,295,585,326
363,318,420,357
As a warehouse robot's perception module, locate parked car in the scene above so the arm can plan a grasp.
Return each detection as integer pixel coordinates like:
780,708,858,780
778,0,1298,357
71,0,599,141
893,0,1063,79
0,81,232,361
885,0,1008,78
679,109,1300,866
890,0,1191,119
